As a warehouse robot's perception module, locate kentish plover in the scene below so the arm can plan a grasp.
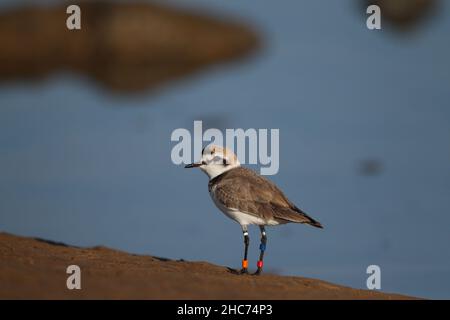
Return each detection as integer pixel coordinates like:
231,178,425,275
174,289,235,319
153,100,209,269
185,144,323,275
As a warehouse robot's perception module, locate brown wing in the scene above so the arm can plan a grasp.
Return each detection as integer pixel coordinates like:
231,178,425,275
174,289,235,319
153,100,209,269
212,167,323,228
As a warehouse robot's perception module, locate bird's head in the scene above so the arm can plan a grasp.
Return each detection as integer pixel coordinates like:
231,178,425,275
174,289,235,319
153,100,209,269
185,144,240,179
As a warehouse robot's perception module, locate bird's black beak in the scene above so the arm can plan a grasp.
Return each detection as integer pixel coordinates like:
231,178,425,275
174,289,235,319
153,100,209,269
185,162,202,168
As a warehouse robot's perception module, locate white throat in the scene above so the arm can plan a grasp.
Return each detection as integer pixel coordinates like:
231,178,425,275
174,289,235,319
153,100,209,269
201,163,240,180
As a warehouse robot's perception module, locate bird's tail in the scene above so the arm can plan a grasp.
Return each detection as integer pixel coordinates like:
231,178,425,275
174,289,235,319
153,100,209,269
306,216,323,228
274,205,323,228
292,206,323,229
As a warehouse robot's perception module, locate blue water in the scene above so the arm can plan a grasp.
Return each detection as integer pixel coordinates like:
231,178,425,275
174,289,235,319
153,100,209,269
1,0,449,299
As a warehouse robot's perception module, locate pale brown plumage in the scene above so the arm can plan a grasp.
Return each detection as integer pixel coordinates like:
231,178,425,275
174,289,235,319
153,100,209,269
208,166,323,228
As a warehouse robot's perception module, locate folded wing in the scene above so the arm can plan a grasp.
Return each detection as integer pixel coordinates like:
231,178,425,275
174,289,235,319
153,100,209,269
212,167,323,228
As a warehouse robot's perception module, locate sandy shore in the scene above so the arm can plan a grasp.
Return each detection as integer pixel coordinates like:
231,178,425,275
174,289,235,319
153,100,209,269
0,232,415,299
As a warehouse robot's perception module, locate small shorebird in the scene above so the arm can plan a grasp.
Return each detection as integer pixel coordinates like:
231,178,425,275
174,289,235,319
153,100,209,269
185,145,323,275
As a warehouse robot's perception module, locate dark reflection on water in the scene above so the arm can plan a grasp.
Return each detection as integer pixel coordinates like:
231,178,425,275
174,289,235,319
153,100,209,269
1,0,450,299
0,0,259,92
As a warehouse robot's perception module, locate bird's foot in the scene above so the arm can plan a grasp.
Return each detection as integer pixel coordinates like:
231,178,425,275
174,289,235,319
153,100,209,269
252,268,262,276
227,267,249,275
240,268,249,275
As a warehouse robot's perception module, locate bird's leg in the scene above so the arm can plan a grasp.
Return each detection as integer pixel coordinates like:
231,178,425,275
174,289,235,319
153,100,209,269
240,226,249,274
253,226,267,275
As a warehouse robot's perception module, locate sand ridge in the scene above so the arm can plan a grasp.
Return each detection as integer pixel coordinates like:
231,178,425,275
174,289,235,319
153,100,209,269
0,233,415,299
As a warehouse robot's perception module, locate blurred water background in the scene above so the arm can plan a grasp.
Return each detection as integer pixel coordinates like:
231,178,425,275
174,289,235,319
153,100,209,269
0,0,449,298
